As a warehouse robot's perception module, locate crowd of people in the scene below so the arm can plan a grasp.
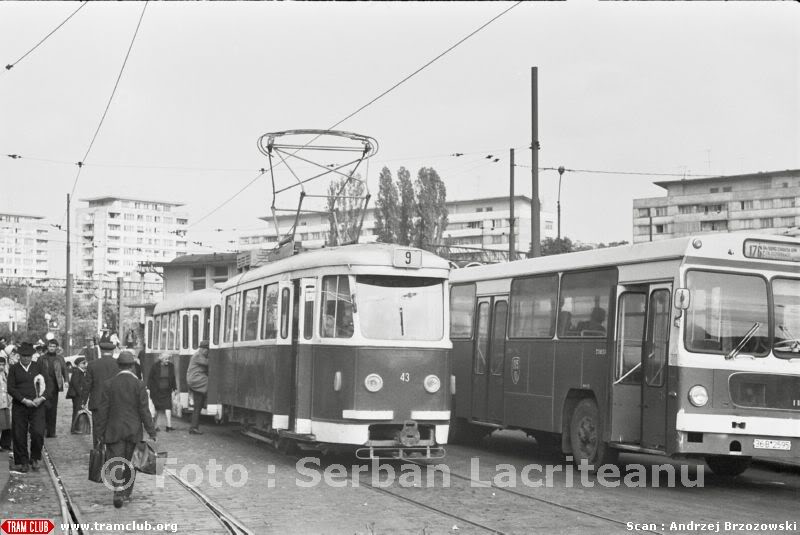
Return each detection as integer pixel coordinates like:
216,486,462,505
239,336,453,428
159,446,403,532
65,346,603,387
0,332,210,509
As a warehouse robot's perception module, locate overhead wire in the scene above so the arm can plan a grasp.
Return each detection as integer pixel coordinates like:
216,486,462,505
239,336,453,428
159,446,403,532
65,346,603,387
63,1,149,223
2,2,89,75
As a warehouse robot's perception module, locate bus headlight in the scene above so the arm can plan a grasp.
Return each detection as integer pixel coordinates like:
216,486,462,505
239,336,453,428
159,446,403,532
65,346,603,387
424,375,441,393
688,385,709,407
364,373,383,392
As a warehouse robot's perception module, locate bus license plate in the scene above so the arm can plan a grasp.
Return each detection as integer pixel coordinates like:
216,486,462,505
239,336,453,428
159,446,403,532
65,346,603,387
393,249,422,268
753,439,791,451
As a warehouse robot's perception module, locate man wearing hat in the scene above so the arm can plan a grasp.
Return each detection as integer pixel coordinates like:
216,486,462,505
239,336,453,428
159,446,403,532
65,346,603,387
94,350,157,508
6,342,52,472
186,340,210,435
40,339,69,438
86,340,120,446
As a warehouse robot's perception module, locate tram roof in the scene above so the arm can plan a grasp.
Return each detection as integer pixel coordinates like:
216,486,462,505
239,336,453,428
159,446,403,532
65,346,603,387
450,233,800,283
222,243,450,289
153,288,221,314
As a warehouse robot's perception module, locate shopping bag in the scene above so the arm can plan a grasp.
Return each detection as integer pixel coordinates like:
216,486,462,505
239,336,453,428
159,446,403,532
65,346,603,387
72,408,91,435
88,445,106,483
171,390,182,418
132,439,166,475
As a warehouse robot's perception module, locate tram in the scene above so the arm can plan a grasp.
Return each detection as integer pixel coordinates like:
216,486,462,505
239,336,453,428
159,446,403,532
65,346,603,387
144,288,223,420
449,234,800,475
208,243,451,458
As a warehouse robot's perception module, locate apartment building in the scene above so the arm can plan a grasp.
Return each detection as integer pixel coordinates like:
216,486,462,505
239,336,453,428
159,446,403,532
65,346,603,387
0,212,49,279
632,170,800,243
76,196,189,282
237,195,556,252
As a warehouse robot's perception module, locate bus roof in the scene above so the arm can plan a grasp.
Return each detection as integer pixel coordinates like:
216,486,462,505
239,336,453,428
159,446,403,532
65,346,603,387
153,288,221,315
451,233,800,283
221,243,450,290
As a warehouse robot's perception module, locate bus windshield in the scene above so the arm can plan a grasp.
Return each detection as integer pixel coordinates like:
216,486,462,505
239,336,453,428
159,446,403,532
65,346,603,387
684,270,769,357
773,278,800,357
356,276,444,341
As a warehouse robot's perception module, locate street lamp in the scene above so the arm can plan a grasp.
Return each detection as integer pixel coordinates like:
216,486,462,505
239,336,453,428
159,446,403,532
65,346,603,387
557,166,565,240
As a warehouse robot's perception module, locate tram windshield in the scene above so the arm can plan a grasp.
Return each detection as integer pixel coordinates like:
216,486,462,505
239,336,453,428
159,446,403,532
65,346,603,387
684,270,769,357
356,276,444,341
773,278,800,357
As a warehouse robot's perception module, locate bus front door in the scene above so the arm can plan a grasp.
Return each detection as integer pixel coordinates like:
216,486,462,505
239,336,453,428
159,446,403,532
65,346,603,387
471,296,507,424
641,284,671,450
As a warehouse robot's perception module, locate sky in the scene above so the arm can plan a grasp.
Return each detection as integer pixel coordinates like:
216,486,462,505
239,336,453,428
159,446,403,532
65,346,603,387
1,1,797,277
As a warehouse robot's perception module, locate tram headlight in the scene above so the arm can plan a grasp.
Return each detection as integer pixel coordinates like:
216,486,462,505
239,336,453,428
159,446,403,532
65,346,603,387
364,373,383,393
688,385,709,407
424,374,441,393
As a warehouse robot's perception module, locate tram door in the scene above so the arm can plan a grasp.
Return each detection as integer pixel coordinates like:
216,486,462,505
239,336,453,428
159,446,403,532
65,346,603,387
471,296,507,423
641,284,671,450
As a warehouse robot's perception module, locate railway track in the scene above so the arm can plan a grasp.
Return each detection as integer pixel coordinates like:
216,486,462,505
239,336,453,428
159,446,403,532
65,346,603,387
41,445,253,535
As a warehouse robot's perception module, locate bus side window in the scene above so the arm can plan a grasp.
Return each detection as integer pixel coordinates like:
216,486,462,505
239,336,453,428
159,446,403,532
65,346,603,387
559,269,615,338
450,284,476,339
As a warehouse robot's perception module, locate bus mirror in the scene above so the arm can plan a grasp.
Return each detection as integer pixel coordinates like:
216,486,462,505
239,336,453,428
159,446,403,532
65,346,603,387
674,288,690,310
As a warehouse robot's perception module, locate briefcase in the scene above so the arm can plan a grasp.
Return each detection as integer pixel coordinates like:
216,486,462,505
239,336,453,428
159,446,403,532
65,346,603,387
88,445,106,483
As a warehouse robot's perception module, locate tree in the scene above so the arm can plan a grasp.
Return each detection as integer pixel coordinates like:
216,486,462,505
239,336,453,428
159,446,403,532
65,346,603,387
326,174,367,245
396,167,416,246
374,166,399,243
412,167,448,251
540,236,595,256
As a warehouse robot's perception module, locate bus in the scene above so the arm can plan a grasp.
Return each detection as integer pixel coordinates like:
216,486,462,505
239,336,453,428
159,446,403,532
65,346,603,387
145,288,223,420
211,243,452,458
449,233,800,475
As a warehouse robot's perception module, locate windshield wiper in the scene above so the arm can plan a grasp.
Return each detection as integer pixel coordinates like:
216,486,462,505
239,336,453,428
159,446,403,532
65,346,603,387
776,325,800,353
725,322,761,360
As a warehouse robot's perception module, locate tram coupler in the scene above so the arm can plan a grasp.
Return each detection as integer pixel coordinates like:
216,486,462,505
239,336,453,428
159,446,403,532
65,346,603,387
399,420,421,447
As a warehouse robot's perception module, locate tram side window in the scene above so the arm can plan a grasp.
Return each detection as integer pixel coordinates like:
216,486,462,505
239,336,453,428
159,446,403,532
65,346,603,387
224,293,241,343
280,288,291,339
203,308,210,343
509,275,558,338
192,314,199,349
615,293,646,384
212,305,221,345
262,283,279,339
450,284,476,339
558,269,615,338
153,316,161,350
320,275,354,338
160,314,168,349
182,314,189,349
242,287,261,341
146,318,153,350
168,312,177,350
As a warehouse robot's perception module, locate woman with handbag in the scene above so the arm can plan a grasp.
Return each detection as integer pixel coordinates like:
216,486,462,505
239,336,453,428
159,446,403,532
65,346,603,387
147,353,176,432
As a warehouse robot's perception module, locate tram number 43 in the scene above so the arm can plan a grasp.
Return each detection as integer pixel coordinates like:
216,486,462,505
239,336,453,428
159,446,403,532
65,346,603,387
400,372,410,382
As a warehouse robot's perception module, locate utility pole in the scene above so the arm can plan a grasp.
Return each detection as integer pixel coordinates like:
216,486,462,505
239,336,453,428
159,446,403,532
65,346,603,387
530,66,541,258
117,276,124,342
509,148,516,260
557,166,565,240
65,194,73,356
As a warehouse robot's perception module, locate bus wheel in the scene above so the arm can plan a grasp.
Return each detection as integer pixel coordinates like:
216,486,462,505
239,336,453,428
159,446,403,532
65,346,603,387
705,455,752,477
569,399,617,468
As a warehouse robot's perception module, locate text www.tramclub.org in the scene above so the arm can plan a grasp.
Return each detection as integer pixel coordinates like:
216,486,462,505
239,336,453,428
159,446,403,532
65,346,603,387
60,521,178,533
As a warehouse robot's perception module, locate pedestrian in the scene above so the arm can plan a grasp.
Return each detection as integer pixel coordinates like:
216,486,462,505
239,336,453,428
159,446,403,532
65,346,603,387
147,353,176,432
186,340,209,435
94,350,157,508
0,356,13,450
39,339,69,438
7,342,51,472
66,357,89,432
79,337,100,363
86,341,120,446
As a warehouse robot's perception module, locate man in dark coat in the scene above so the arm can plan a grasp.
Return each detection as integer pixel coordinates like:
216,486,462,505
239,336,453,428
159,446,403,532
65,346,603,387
7,342,52,472
86,341,120,446
95,350,157,508
39,339,69,438
66,357,90,432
